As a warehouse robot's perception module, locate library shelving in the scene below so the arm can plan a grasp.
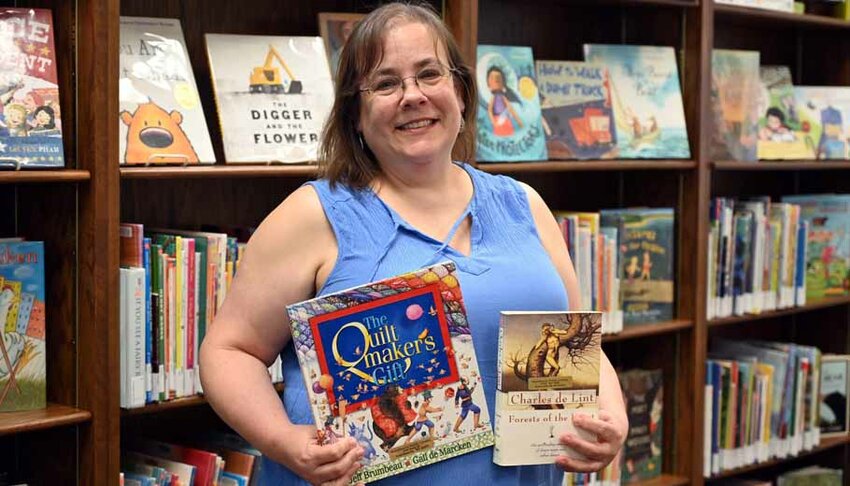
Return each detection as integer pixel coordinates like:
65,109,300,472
1,0,847,484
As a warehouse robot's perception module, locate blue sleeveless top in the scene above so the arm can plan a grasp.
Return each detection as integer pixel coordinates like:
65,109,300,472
260,163,569,485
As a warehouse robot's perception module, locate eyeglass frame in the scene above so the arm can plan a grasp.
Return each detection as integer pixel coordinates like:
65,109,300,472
358,62,459,98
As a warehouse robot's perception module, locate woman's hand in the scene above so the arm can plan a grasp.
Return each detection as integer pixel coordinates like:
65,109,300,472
555,410,628,473
273,424,366,486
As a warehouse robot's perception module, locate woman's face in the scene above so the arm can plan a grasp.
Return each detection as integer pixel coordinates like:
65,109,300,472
357,21,464,170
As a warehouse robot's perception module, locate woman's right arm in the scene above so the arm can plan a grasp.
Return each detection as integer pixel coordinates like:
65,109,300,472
199,185,363,485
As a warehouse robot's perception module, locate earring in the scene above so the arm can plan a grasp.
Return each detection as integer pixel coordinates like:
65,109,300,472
459,118,466,133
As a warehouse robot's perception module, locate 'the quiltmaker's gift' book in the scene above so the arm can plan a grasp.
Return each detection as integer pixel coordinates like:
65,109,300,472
286,262,494,483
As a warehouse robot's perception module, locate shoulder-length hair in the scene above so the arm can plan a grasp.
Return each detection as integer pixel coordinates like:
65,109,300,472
318,2,477,189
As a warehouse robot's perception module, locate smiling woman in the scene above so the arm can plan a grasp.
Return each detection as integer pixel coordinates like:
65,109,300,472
199,4,627,486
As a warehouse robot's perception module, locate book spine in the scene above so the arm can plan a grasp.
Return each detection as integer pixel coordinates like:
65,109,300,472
143,237,152,404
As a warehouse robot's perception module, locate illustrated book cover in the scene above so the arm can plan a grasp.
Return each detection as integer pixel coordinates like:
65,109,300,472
286,262,494,483
493,311,601,466
794,87,850,160
620,369,663,482
0,8,64,169
818,355,849,437
318,12,365,82
710,49,760,162
583,44,690,159
0,240,46,411
205,34,334,163
476,45,548,162
757,66,815,160
535,61,618,160
119,17,216,165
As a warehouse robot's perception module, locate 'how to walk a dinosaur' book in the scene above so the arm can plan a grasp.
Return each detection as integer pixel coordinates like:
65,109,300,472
286,262,494,483
493,311,601,466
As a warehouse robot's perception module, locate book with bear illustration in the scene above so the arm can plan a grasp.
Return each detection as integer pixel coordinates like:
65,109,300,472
285,262,494,483
119,17,216,165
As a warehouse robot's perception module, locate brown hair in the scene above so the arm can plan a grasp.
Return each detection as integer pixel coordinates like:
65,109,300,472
318,2,477,189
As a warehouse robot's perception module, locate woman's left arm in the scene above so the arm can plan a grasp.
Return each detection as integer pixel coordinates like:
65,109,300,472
520,182,629,473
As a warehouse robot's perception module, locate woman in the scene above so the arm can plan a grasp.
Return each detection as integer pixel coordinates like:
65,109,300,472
199,4,627,486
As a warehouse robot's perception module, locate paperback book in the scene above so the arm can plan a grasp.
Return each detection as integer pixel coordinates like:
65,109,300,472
493,311,601,466
286,262,494,483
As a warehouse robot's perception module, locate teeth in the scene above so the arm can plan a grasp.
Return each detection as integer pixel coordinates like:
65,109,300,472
400,119,434,130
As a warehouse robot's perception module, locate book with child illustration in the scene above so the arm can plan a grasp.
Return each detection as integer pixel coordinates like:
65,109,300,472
286,262,494,483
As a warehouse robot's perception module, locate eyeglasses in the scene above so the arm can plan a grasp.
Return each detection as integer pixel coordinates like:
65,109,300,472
359,64,456,98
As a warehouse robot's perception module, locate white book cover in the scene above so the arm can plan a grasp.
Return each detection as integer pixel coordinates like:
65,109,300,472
119,17,216,165
205,34,334,163
494,312,601,466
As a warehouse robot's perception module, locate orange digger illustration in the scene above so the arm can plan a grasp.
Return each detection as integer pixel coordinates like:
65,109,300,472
120,101,200,164
249,44,303,94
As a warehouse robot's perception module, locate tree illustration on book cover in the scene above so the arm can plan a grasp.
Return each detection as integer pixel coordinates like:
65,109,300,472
286,262,494,483
0,242,46,412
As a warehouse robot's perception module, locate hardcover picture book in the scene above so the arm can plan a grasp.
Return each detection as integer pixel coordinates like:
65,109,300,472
818,355,849,437
794,87,850,160
0,8,64,169
620,369,663,482
583,44,690,159
0,241,46,411
119,17,216,165
535,61,617,160
205,34,334,163
476,45,548,162
710,50,760,162
286,262,494,483
493,311,601,466
757,66,814,160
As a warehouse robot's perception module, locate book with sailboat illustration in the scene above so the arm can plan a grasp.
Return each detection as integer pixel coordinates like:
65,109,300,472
583,44,690,159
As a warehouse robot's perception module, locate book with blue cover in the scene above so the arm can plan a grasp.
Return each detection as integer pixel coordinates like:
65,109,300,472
286,262,494,483
476,45,547,162
583,44,690,159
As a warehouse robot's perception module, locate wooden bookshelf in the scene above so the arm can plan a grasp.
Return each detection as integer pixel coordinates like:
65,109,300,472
0,403,91,437
120,164,318,179
708,296,850,328
0,170,90,184
121,383,285,417
707,435,850,480
634,474,691,486
602,319,693,343
713,161,850,170
477,160,697,174
714,3,850,29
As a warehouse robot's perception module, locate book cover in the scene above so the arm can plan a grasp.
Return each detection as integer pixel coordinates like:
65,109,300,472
620,369,663,483
794,87,850,160
757,66,815,160
286,262,494,483
535,61,617,160
710,50,760,162
818,355,849,437
475,45,547,162
317,13,365,82
493,311,601,466
119,17,216,165
0,8,64,168
0,241,46,411
583,44,690,159
715,0,794,12
778,467,842,486
205,34,334,163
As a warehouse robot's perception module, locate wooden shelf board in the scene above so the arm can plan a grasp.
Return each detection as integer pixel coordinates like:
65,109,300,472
573,0,698,7
714,161,850,170
708,435,850,480
0,169,90,184
714,3,850,29
602,319,693,343
708,296,850,328
120,164,319,180
632,474,691,486
0,403,91,436
122,383,285,417
477,160,697,174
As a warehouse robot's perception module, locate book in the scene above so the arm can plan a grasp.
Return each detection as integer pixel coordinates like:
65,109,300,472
286,262,494,483
205,34,334,163
0,241,46,411
119,17,216,165
493,311,601,466
0,8,65,169
535,61,618,160
583,44,690,159
710,50,761,162
620,369,663,482
757,66,815,160
818,354,849,437
778,466,842,486
317,12,365,82
794,86,850,160
715,0,795,12
475,45,548,162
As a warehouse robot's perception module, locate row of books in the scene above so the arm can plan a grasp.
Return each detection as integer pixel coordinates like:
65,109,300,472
119,223,281,408
715,0,797,12
122,433,264,486
712,50,850,162
555,208,675,332
703,339,827,477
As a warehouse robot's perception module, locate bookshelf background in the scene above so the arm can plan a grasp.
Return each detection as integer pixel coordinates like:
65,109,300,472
0,0,848,484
